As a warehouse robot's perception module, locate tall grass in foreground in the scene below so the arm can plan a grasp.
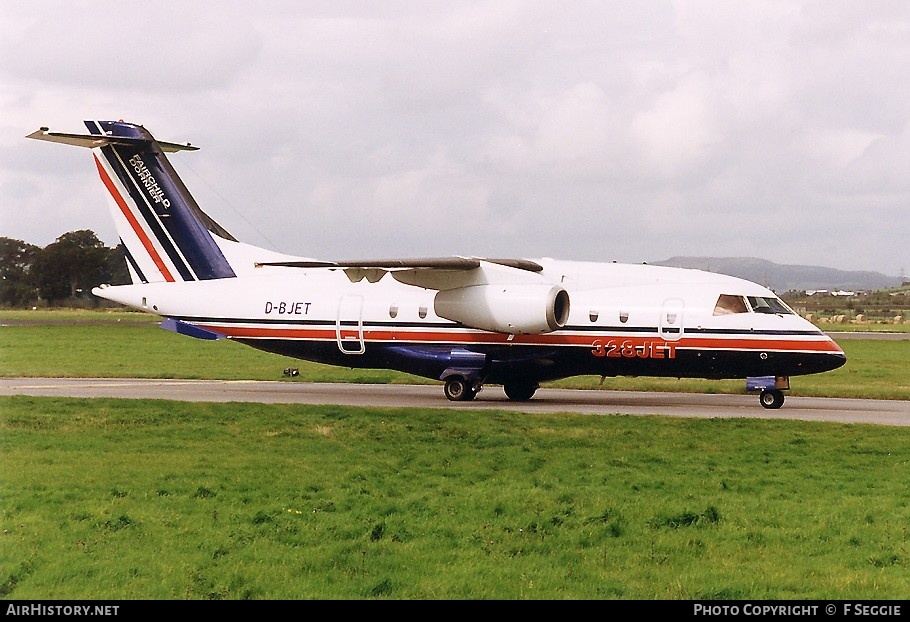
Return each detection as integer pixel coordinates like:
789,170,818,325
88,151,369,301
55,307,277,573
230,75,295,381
2,396,909,599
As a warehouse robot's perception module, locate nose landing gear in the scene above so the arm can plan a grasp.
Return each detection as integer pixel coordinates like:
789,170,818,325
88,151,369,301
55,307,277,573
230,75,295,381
747,376,790,409
759,389,785,409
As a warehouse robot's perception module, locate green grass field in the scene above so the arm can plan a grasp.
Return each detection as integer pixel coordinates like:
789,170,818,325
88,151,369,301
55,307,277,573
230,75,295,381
2,309,909,599
3,397,910,599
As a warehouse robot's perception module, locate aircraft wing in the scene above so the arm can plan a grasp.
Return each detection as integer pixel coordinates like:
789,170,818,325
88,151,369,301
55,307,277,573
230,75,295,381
255,257,545,289
255,256,566,333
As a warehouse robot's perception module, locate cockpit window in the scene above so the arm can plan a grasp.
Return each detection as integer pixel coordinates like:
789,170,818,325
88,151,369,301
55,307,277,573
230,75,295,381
714,294,749,315
747,296,793,314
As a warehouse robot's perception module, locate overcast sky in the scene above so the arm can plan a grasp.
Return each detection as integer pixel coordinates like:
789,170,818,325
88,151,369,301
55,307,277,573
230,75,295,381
2,1,909,277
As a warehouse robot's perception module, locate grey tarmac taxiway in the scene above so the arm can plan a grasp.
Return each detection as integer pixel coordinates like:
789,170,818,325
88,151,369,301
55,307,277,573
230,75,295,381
1,377,907,426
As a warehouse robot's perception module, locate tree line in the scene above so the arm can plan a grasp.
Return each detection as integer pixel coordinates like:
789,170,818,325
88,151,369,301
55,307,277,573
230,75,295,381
0,231,129,307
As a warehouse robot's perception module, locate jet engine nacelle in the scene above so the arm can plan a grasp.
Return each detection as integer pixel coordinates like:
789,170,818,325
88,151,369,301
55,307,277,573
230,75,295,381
434,284,570,334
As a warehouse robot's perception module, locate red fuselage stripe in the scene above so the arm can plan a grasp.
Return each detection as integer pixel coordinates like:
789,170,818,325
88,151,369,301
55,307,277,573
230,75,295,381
94,154,175,283
197,324,844,353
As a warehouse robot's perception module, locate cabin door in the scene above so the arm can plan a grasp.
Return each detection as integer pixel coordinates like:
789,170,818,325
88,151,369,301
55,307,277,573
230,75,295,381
336,295,365,354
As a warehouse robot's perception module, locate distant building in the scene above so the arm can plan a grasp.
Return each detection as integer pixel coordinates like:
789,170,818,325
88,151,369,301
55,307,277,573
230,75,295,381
805,289,856,297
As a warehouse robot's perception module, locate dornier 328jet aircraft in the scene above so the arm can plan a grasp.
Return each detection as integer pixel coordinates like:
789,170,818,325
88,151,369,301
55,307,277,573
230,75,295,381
27,121,846,408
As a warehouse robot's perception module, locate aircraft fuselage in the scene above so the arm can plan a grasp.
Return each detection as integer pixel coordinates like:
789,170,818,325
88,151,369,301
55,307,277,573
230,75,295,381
96,258,845,391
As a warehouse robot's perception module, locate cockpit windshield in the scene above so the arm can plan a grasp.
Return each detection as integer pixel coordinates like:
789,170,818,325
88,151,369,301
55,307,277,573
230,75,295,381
747,296,793,314
714,294,794,315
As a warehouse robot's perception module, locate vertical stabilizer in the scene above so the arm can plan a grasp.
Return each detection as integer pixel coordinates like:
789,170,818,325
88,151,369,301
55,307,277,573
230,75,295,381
28,121,315,281
84,120,236,283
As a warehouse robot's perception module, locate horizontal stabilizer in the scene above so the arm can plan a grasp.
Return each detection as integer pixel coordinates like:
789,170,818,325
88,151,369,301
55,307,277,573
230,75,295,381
26,127,199,153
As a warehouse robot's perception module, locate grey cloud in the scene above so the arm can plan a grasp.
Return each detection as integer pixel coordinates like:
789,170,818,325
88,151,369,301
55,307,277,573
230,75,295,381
2,1,909,276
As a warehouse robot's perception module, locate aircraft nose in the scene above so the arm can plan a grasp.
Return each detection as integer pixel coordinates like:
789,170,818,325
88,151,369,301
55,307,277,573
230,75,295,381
821,337,847,373
825,350,847,372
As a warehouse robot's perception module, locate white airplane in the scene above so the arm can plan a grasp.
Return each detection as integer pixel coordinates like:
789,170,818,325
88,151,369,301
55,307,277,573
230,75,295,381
27,121,846,408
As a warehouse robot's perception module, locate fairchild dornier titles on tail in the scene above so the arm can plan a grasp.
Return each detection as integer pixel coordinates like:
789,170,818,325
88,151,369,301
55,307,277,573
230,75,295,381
84,120,236,283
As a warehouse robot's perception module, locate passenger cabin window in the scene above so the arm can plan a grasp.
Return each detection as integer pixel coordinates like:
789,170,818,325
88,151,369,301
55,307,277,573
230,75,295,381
713,294,749,315
747,296,793,314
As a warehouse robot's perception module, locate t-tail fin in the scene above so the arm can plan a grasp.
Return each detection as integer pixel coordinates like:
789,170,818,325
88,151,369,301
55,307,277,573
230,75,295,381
28,121,237,283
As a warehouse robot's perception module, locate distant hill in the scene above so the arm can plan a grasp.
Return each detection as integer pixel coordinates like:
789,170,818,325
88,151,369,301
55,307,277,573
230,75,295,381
652,257,903,292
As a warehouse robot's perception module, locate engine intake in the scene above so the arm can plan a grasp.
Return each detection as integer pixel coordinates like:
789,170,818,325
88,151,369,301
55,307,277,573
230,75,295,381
434,284,570,334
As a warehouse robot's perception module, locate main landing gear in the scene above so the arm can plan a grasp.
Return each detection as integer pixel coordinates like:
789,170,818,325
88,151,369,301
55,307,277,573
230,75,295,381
503,381,539,401
443,375,540,402
443,376,479,401
445,375,790,408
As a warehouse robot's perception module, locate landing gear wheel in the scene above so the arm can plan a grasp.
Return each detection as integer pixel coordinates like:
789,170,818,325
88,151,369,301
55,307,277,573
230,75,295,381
444,376,477,401
503,382,538,401
759,389,785,409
